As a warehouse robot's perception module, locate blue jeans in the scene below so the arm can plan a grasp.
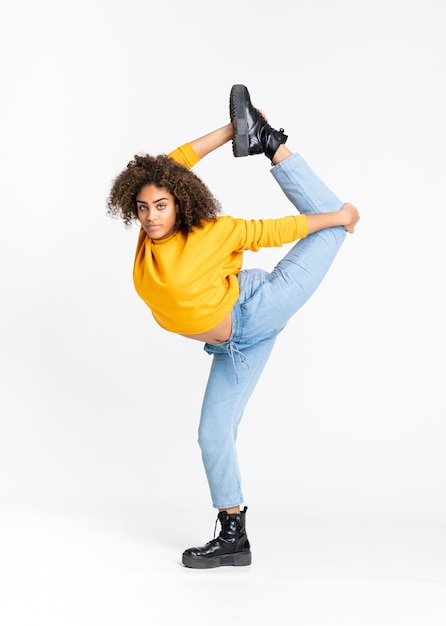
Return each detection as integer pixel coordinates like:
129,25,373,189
200,152,347,509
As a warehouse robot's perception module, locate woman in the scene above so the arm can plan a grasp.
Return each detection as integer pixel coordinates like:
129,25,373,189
107,85,360,569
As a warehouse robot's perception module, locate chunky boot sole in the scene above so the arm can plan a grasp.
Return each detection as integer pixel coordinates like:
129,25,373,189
182,550,252,569
230,84,251,157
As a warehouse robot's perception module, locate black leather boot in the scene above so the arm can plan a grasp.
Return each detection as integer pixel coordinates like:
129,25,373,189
182,506,252,569
230,84,288,161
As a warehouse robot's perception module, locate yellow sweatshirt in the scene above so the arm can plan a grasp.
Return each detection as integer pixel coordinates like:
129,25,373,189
132,144,309,334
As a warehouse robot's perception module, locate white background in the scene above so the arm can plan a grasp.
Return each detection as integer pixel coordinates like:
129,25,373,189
1,0,445,624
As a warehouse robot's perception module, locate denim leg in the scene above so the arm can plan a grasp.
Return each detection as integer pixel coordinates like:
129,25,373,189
199,335,276,509
270,152,344,215
264,152,347,320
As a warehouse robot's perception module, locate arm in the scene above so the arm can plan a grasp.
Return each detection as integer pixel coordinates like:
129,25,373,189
306,203,360,234
168,123,233,169
189,123,233,158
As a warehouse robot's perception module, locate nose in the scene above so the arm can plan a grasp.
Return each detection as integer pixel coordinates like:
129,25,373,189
145,208,157,222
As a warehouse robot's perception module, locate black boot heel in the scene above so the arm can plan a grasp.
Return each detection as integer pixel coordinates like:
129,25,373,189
230,85,251,157
221,550,252,567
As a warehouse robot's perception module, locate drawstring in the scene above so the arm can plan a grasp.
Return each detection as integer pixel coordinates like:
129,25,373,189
204,332,248,385
228,339,247,384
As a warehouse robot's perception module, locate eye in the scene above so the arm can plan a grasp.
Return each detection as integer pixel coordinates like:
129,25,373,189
157,203,166,210
137,204,147,212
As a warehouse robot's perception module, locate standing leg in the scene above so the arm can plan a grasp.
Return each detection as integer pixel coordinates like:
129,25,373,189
198,333,277,510
182,329,276,570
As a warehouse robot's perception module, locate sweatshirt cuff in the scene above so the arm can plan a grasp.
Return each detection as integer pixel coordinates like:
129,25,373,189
167,143,201,169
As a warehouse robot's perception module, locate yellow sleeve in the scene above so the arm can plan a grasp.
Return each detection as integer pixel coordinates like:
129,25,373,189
236,215,309,250
167,143,201,169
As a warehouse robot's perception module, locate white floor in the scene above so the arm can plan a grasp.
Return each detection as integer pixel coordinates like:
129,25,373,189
1,501,445,626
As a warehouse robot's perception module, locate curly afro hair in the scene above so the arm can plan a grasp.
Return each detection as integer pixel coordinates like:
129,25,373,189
107,154,221,233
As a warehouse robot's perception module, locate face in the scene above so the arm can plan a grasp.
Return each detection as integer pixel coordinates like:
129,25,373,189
136,184,178,240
